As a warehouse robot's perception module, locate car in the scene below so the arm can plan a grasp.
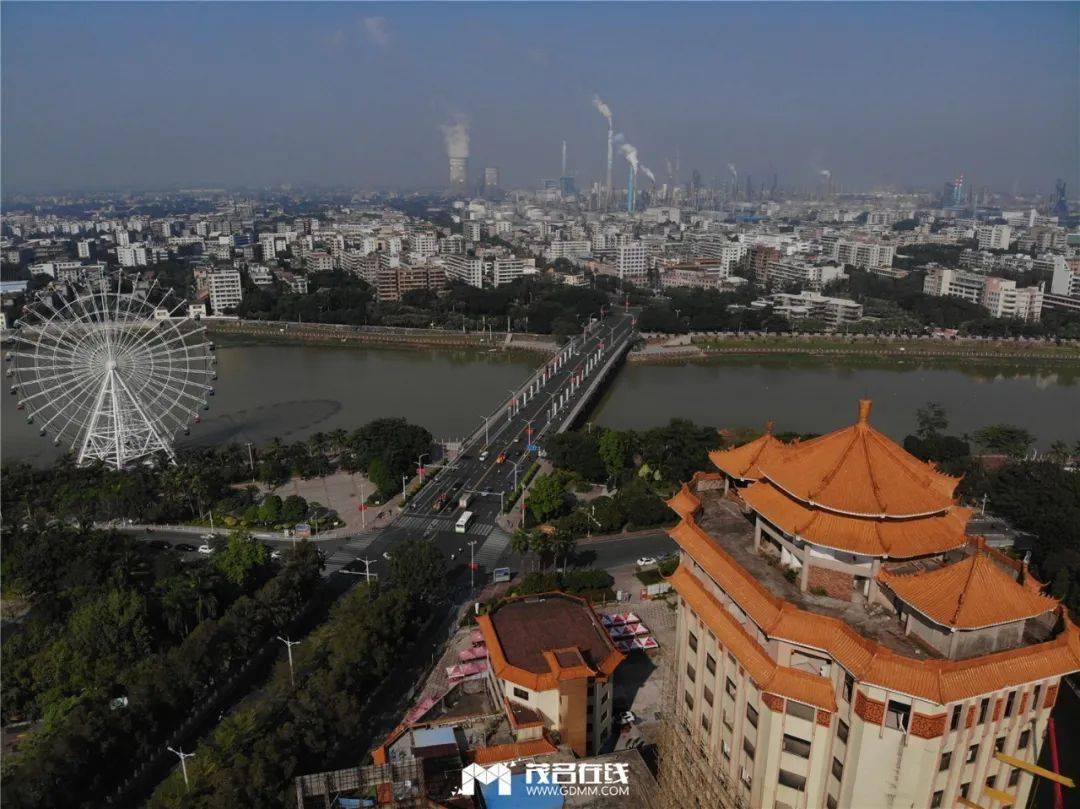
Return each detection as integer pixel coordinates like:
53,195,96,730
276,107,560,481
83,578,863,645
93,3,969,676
496,453,506,464
619,710,637,726
197,544,214,555
175,543,196,552
382,551,392,560
270,550,282,561
479,450,489,462
636,556,658,568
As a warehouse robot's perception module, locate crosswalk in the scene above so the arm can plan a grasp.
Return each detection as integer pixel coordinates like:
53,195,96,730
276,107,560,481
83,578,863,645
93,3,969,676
474,525,512,568
323,532,379,575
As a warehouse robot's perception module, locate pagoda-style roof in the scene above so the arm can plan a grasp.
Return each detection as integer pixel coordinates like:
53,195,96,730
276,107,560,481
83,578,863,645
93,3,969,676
878,552,1058,630
709,421,789,482
742,480,970,558
757,399,960,519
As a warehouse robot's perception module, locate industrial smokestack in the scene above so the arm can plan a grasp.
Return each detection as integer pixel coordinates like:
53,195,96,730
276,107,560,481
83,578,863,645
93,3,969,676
440,116,470,193
627,164,636,213
561,140,567,176
592,95,614,208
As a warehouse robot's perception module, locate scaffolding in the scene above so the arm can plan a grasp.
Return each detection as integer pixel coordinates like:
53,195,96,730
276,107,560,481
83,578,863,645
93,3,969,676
655,616,748,809
294,757,427,809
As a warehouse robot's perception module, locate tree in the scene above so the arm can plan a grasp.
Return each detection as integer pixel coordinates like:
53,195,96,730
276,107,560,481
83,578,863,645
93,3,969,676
598,429,633,482
915,401,948,439
971,424,1035,459
257,494,282,525
527,474,569,523
281,494,307,524
388,538,446,605
213,531,269,588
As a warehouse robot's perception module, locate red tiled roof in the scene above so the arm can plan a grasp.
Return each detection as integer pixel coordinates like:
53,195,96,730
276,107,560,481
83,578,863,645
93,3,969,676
878,552,1058,630
471,737,558,765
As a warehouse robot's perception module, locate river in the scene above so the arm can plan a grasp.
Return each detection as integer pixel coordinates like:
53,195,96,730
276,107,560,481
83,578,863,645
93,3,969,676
2,345,1078,466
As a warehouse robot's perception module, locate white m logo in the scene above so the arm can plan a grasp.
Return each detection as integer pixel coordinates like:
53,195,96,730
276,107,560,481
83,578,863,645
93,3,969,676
461,762,512,796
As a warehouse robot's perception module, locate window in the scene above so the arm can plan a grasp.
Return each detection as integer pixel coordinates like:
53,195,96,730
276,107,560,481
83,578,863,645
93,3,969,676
939,752,952,771
513,687,529,701
1009,769,1021,787
978,698,990,724
986,776,996,789
687,663,696,683
842,672,854,703
704,686,714,707
950,705,962,731
831,757,844,781
706,653,717,675
826,797,838,809
960,783,971,799
778,770,807,792
1005,691,1016,718
966,744,979,764
701,714,711,732
601,690,609,704
931,791,944,809
837,719,849,744
1033,685,1042,710
689,632,698,653
685,692,694,711
726,677,737,699
743,737,755,760
747,705,759,729
1019,730,1031,749
722,740,731,760
786,701,816,722
782,734,811,759
723,711,734,731
995,737,1006,754
886,700,911,732
601,709,608,723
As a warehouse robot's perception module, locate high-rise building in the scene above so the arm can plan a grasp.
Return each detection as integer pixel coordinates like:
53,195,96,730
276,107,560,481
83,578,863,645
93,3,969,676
661,401,1078,809
208,268,242,313
977,224,1012,251
449,157,468,193
616,242,648,286
484,167,500,190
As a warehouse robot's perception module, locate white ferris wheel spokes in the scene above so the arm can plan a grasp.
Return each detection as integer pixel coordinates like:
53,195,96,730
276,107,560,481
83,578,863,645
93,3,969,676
7,272,216,469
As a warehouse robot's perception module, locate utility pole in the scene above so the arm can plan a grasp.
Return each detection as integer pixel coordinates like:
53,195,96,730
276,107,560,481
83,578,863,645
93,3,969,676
360,479,367,529
416,453,429,484
276,636,301,686
245,441,255,483
469,540,477,590
166,746,195,790
340,557,378,583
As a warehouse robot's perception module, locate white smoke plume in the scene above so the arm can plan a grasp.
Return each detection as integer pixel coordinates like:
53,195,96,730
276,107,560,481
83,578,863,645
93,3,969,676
618,140,639,172
439,117,470,159
592,94,613,126
819,169,831,178
728,163,738,179
640,165,656,183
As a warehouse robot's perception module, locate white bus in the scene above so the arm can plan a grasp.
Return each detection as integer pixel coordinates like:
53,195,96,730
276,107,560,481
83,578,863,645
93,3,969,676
455,510,474,534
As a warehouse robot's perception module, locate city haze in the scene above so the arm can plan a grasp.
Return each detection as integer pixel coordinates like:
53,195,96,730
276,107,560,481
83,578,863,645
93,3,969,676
2,1,1077,194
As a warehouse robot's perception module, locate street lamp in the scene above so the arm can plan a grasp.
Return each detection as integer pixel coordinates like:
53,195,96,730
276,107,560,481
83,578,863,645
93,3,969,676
276,636,301,686
468,540,478,590
416,453,429,484
166,746,196,790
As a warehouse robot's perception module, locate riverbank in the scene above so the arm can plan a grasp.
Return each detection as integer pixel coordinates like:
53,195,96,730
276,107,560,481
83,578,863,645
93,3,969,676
205,319,560,356
630,333,1080,365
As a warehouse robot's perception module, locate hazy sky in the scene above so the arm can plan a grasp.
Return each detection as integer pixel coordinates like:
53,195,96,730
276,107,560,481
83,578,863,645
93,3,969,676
2,2,1077,194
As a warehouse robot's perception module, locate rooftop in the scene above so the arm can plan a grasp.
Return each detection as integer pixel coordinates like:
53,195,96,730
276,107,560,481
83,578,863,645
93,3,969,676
483,593,622,682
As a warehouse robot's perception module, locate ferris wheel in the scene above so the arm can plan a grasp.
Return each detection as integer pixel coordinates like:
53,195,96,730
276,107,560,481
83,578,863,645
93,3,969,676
6,272,217,469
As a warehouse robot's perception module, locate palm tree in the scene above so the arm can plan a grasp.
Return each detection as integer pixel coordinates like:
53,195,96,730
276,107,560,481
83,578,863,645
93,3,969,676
510,529,532,570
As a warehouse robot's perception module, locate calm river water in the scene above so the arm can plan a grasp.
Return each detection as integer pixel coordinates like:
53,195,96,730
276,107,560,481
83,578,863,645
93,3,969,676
2,344,1077,466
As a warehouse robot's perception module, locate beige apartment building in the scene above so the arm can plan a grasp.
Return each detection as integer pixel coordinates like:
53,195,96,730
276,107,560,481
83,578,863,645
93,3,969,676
661,401,1078,809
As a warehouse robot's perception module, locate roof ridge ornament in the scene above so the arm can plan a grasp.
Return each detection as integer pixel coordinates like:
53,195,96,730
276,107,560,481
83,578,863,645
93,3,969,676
858,398,873,424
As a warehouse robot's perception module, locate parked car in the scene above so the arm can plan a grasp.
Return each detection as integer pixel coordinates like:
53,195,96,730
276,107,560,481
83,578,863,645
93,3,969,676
197,544,214,555
174,543,196,552
619,710,637,726
636,556,658,568
479,450,489,462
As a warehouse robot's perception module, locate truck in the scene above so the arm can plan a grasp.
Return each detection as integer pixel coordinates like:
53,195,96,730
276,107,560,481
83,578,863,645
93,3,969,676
458,492,472,510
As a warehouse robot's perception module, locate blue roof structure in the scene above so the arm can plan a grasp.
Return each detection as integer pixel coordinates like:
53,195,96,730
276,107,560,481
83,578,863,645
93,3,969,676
481,773,564,809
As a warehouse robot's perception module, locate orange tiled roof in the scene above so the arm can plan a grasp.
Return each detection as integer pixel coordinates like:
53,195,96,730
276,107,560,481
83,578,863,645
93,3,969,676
471,737,558,765
741,480,970,558
669,565,837,711
709,422,789,482
757,399,960,518
668,519,1080,704
878,552,1058,630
